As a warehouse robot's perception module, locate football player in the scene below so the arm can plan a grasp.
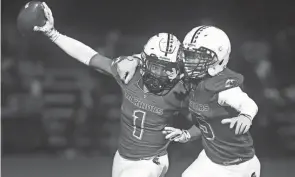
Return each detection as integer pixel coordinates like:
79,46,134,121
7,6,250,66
33,3,200,177
163,26,261,177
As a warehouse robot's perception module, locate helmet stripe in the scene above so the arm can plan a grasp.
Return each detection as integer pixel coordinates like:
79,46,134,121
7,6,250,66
165,33,171,56
190,26,208,43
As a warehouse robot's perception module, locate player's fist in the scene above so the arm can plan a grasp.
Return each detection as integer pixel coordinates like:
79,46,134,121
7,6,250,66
221,114,252,135
33,2,59,41
116,55,140,84
33,2,54,33
162,127,191,143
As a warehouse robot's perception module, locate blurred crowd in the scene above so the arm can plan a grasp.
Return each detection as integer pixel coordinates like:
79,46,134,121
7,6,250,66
2,17,295,159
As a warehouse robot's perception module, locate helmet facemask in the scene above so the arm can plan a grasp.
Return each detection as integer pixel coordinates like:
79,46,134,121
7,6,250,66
141,52,182,96
183,46,219,80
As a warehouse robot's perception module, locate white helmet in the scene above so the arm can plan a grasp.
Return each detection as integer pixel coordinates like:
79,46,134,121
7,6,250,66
182,26,231,78
141,33,183,95
143,33,182,63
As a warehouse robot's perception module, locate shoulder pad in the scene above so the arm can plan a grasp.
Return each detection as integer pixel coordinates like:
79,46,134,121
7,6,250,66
204,68,244,92
132,53,142,59
132,54,143,65
113,55,140,64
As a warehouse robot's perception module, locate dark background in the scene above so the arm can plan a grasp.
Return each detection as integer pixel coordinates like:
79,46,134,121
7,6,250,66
2,0,295,176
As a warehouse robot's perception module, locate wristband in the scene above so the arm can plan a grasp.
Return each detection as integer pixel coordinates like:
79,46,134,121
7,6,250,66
46,28,61,42
239,113,253,123
182,130,191,141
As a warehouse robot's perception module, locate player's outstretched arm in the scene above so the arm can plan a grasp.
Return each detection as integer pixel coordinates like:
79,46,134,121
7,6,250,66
219,87,258,135
33,2,113,75
162,125,201,143
33,2,139,79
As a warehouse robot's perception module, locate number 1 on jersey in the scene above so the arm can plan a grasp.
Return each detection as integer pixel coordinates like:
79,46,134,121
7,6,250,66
132,110,146,140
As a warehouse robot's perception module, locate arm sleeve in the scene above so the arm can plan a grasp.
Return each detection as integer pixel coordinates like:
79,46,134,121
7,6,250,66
53,34,114,75
218,87,258,120
54,34,97,65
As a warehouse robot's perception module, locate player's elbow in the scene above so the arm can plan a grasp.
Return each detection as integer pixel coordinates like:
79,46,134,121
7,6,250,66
89,53,111,68
88,53,113,75
250,98,258,117
240,95,258,120
89,52,102,66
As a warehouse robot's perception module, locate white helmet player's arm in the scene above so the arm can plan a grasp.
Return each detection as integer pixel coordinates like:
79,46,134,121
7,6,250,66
218,87,258,120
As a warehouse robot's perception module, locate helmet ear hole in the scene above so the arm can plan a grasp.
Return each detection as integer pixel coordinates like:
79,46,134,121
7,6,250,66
208,63,225,77
207,67,216,76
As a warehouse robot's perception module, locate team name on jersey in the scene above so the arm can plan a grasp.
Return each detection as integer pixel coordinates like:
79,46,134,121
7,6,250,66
189,100,210,113
125,92,164,115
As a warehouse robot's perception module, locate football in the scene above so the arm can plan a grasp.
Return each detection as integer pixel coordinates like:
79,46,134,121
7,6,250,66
17,1,46,36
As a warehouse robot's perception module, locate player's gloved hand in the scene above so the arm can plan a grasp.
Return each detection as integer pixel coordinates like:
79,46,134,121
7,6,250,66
221,114,252,135
33,2,60,41
162,127,191,143
116,55,140,84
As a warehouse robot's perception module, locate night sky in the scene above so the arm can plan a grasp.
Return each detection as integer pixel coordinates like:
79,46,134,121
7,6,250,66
2,0,295,36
